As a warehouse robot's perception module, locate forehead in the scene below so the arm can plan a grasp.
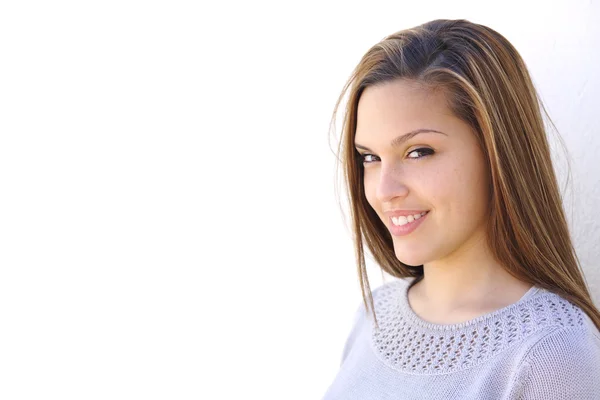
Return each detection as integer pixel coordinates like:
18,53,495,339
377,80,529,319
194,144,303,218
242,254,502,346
355,80,455,141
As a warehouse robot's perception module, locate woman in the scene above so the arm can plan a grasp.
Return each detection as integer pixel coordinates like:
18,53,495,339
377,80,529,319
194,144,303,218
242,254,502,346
323,19,600,399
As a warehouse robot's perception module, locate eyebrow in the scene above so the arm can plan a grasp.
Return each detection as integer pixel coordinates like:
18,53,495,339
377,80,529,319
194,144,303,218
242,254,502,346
354,128,448,152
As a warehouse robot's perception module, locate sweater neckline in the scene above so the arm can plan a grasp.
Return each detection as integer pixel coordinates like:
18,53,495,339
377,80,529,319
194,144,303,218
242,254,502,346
370,279,585,374
398,278,541,331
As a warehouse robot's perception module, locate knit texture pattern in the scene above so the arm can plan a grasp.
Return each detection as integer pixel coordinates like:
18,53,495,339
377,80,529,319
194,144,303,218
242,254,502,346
322,278,600,399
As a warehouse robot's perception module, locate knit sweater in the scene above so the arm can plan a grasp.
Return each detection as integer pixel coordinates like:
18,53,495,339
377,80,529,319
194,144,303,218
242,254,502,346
322,277,600,399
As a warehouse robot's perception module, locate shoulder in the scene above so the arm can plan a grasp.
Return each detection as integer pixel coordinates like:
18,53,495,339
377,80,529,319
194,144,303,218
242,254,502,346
515,311,600,398
523,323,600,366
348,278,408,323
371,277,411,303
338,278,410,364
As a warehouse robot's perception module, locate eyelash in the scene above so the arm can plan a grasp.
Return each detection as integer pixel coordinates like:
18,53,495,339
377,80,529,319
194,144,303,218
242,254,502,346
359,148,434,164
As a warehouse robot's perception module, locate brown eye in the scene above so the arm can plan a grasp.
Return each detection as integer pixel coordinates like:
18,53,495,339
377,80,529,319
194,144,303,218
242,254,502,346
407,148,434,159
361,153,379,164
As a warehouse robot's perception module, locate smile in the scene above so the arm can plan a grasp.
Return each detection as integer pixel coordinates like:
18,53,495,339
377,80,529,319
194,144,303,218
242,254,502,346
389,211,429,237
391,211,428,226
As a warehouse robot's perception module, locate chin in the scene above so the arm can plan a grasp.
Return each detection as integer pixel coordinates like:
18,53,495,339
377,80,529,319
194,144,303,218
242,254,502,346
394,251,426,267
393,242,431,267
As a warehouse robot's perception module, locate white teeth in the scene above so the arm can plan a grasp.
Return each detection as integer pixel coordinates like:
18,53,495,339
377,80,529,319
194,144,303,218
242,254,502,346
393,216,408,226
391,211,427,226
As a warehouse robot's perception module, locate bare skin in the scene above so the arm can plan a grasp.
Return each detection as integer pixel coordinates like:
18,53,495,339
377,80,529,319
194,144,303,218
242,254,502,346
355,79,532,325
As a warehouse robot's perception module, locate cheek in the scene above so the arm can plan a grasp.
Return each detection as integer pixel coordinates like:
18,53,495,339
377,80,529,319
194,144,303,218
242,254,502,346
362,171,378,207
462,154,490,207
441,158,490,219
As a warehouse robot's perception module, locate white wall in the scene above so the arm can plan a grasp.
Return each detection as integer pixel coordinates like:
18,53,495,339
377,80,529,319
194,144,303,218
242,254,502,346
0,0,598,399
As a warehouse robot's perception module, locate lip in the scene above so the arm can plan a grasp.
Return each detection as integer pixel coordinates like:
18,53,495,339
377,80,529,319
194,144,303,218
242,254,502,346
384,209,429,217
388,211,429,237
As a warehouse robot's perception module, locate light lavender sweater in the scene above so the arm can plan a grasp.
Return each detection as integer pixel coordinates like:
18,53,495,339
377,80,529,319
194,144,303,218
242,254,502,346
322,278,600,399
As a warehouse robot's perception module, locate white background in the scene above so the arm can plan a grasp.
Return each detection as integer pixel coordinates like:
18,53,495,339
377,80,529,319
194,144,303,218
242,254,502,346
0,0,598,399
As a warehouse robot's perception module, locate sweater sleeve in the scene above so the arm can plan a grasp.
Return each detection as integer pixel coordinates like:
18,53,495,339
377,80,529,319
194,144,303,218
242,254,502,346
516,325,600,399
338,282,390,365
339,300,366,365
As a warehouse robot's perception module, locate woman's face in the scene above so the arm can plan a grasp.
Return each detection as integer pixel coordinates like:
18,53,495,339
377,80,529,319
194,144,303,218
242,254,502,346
354,79,491,266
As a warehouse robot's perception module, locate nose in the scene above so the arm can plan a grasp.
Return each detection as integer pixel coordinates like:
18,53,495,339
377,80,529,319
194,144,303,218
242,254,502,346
375,164,409,203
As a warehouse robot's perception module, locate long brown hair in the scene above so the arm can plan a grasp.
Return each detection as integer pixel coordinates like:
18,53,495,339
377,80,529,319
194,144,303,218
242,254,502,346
330,19,600,332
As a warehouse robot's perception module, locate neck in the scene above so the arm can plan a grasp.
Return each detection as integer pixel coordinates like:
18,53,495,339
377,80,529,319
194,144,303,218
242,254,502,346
409,233,531,317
